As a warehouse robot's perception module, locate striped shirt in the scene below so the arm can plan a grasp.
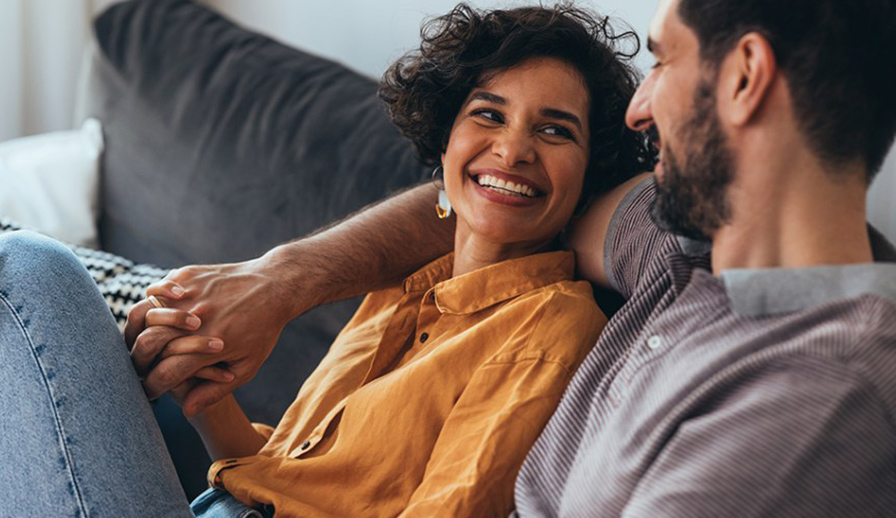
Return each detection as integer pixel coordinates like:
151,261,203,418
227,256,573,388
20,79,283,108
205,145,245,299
514,178,896,517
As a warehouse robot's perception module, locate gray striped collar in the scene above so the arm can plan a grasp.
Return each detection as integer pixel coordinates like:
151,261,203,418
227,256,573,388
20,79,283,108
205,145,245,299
721,263,896,317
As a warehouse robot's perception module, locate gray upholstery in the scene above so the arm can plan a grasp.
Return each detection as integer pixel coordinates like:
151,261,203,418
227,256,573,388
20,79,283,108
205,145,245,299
82,0,428,497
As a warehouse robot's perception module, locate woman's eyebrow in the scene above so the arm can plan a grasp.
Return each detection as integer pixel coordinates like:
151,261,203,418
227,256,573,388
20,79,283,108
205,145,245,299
468,91,506,105
541,108,583,131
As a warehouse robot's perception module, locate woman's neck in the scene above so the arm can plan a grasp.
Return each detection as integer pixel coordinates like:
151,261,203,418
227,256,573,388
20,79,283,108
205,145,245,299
452,223,559,277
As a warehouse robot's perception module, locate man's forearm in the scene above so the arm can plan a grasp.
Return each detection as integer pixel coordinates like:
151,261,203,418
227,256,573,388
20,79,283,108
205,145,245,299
132,182,454,413
263,182,455,317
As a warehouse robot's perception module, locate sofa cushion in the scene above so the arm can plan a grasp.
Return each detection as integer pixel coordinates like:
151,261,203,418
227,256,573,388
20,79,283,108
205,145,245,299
84,0,427,421
89,0,427,267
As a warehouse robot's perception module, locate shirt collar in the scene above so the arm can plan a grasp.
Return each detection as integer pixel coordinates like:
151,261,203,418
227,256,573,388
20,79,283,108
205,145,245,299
721,230,896,317
403,251,575,315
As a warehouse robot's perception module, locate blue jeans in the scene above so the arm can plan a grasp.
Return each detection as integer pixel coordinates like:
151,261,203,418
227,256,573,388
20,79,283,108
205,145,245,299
0,232,262,517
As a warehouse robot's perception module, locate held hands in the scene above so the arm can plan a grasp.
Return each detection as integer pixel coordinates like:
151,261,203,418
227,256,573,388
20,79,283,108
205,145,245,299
125,252,304,416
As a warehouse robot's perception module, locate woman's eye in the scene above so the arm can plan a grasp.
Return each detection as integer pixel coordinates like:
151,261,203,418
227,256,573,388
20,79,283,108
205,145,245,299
542,125,575,141
471,109,503,124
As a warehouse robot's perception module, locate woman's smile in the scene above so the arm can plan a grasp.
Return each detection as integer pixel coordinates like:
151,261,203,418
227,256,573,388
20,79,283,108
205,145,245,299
468,168,546,207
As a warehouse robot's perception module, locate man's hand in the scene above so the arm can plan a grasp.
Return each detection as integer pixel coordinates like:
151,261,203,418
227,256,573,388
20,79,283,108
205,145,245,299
125,183,454,416
126,250,307,416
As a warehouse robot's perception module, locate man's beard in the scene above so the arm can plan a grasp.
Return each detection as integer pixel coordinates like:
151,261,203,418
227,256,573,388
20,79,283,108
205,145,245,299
650,77,735,241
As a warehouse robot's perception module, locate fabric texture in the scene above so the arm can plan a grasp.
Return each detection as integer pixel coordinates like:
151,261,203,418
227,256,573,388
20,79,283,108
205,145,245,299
191,488,268,518
208,251,605,517
0,231,192,517
513,178,896,517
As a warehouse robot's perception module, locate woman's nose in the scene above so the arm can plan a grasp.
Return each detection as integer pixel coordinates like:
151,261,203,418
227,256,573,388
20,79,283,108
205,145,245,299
492,130,536,166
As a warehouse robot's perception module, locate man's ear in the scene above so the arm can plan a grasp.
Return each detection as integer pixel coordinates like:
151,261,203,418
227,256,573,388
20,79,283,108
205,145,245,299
718,32,777,127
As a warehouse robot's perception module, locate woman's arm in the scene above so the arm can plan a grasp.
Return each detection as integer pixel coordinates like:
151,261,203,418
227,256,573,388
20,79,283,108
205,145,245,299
185,395,268,460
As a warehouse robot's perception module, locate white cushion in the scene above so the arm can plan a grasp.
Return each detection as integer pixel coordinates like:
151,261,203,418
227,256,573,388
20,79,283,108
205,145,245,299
0,118,103,248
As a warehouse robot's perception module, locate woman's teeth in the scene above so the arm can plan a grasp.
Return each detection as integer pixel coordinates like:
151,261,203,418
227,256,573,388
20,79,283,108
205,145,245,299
475,174,537,197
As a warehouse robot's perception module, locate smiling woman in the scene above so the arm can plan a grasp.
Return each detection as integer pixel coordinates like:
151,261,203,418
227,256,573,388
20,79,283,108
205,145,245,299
164,5,652,516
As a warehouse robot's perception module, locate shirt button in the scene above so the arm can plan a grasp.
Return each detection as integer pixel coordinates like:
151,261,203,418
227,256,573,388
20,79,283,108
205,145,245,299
420,332,429,343
301,440,311,450
647,335,663,350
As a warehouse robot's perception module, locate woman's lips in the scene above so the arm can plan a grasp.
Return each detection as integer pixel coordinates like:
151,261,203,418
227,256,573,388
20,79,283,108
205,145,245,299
468,174,544,207
468,169,546,194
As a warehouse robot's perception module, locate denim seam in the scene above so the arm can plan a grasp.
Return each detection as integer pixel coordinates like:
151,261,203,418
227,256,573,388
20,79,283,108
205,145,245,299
0,292,89,518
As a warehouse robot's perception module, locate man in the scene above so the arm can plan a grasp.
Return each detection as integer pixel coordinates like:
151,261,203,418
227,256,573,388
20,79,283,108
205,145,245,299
129,0,896,514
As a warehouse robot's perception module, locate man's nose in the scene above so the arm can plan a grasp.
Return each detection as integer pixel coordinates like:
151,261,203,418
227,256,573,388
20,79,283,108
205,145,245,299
625,73,654,132
492,129,536,166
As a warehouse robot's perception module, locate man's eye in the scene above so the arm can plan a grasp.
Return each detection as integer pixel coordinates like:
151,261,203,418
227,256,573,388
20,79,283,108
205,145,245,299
651,60,662,69
471,109,503,123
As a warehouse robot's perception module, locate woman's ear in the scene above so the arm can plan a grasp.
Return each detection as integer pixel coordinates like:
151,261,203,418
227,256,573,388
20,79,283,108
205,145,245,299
718,32,778,127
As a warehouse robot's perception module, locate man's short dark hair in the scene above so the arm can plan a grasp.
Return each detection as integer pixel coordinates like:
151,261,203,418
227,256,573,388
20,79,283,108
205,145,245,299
678,0,896,181
379,3,655,203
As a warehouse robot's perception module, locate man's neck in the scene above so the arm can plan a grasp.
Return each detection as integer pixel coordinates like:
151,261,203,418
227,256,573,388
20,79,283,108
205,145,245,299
711,153,873,274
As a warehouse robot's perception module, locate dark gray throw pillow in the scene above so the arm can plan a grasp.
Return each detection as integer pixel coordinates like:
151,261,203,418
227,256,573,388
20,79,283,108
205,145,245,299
90,0,427,267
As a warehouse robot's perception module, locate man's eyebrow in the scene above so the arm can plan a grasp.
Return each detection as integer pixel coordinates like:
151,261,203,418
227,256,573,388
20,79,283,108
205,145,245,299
541,108,583,131
468,91,506,105
647,36,661,55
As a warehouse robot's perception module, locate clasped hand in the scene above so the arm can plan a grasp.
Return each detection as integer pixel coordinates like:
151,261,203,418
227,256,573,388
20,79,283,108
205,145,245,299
124,255,298,416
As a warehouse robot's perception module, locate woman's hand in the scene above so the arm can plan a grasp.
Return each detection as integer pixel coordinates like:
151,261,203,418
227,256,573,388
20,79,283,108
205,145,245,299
128,304,234,403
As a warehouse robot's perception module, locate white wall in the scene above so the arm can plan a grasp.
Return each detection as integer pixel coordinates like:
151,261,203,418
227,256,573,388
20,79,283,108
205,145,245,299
199,0,896,243
199,0,657,78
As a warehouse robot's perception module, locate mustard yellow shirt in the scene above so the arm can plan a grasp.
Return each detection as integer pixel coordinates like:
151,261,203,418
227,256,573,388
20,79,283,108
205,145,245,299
208,251,606,517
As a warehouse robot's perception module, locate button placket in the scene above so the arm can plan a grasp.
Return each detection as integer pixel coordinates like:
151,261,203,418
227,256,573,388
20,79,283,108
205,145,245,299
415,288,441,350
617,328,674,386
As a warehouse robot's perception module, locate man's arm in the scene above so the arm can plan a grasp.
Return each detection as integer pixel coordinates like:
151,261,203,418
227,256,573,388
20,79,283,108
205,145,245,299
127,182,454,416
569,173,651,289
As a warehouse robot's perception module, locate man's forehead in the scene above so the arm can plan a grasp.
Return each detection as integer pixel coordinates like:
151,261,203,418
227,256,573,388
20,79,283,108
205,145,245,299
648,0,690,55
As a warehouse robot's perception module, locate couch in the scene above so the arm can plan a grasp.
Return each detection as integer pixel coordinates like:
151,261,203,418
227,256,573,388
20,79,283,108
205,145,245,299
79,0,429,498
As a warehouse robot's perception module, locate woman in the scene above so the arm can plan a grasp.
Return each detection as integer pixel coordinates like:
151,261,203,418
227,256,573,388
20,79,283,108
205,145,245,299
0,4,650,517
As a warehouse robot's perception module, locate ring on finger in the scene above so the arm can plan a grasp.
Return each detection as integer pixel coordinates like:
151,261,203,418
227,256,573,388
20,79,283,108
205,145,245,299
147,295,165,309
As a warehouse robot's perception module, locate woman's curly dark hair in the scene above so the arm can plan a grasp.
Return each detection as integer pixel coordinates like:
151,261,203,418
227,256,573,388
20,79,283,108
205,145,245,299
379,3,656,206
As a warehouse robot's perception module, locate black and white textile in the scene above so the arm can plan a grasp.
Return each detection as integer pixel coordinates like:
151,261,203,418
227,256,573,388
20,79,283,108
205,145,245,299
1,217,170,331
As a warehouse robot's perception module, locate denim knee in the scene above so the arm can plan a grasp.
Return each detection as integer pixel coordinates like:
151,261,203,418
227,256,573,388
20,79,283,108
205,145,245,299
0,230,80,276
0,231,100,314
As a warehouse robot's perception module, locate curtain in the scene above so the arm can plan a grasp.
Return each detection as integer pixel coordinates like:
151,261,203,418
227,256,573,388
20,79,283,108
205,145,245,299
0,0,120,141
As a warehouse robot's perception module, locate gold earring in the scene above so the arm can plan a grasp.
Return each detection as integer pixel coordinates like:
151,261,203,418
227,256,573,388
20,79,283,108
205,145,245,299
432,165,452,219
